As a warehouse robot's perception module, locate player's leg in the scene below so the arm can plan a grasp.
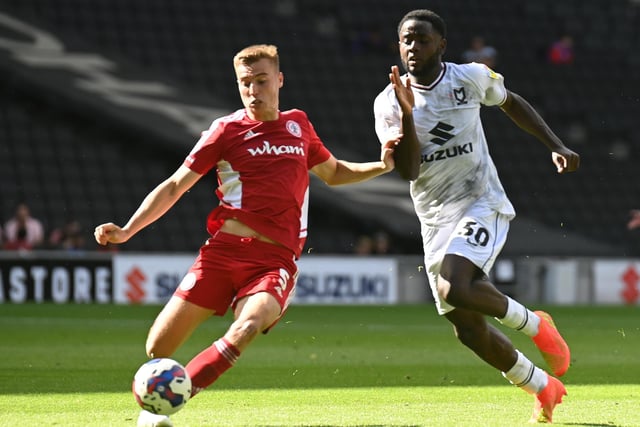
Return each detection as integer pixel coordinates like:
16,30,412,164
145,296,214,358
444,304,566,423
185,238,297,396
498,296,570,378
432,211,568,422
441,259,541,340
146,236,238,359
437,209,570,377
184,291,282,396
444,305,513,371
430,255,549,387
439,253,570,377
438,254,508,318
227,291,283,350
137,296,213,427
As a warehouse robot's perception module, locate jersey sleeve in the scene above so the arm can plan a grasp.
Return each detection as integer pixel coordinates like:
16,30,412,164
466,63,508,107
303,116,332,169
183,118,225,175
373,85,402,145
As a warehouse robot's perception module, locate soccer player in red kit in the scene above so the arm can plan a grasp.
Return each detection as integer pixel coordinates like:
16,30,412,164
94,44,398,427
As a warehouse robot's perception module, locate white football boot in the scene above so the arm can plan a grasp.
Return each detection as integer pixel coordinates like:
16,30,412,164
136,410,173,427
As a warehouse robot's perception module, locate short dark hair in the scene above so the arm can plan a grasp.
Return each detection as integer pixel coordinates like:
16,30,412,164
397,9,446,38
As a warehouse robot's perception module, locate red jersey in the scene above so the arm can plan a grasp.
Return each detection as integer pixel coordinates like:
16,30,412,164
184,108,332,258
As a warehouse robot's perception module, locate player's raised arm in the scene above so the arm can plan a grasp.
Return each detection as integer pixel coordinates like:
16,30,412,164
94,165,202,245
500,90,580,174
389,65,421,181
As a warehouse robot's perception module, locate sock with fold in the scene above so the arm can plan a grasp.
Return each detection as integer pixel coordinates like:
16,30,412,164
186,338,240,397
502,350,548,394
496,296,540,337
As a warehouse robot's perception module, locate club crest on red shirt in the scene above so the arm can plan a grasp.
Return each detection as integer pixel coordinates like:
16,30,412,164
286,120,301,138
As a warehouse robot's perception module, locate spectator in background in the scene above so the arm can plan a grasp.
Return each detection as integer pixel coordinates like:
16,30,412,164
547,35,574,65
373,230,391,255
627,210,640,230
353,234,375,255
3,203,44,250
48,219,86,251
461,36,497,68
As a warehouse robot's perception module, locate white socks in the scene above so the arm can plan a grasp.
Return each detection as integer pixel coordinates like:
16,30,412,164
497,296,540,337
502,350,548,394
497,298,548,394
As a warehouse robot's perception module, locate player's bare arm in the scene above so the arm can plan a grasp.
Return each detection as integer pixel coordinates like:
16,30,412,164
389,65,421,181
311,137,398,186
500,90,580,173
94,165,202,245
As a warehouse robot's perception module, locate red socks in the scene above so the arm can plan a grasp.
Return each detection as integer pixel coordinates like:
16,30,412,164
186,338,240,396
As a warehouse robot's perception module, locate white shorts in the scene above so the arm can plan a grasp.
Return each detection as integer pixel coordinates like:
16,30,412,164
422,204,511,315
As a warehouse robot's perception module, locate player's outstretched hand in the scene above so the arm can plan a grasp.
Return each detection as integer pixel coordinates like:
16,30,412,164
552,148,580,174
94,222,129,245
389,65,414,115
381,133,402,171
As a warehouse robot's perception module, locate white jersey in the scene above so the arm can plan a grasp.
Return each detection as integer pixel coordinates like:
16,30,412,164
374,61,515,227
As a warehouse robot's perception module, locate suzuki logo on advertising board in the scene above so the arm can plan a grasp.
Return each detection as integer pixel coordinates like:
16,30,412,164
293,258,398,304
113,254,195,305
125,267,146,304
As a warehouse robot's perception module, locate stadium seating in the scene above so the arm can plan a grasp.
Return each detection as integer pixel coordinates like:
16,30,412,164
1,0,639,255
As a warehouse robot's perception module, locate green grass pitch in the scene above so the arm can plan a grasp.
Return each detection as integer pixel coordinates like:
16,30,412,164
1,304,639,426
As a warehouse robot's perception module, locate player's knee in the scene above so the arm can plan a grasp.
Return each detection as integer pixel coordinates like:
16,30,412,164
239,318,261,337
228,318,261,346
440,277,473,308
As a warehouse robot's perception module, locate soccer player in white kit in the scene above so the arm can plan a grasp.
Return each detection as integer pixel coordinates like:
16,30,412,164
374,10,580,423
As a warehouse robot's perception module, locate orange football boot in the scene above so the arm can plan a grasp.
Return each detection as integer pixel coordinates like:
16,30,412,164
529,374,567,423
532,311,570,377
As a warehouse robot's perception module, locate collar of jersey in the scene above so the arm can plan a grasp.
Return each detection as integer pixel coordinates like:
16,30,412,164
409,62,447,91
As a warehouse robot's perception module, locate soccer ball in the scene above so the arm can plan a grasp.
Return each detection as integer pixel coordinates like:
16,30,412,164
132,358,192,415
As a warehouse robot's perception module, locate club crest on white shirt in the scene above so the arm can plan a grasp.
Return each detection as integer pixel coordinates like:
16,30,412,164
453,87,467,105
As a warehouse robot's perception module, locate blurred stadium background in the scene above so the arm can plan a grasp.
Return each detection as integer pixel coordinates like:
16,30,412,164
0,0,639,257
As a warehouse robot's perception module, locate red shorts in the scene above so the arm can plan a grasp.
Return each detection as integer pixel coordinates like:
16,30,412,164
174,231,298,321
